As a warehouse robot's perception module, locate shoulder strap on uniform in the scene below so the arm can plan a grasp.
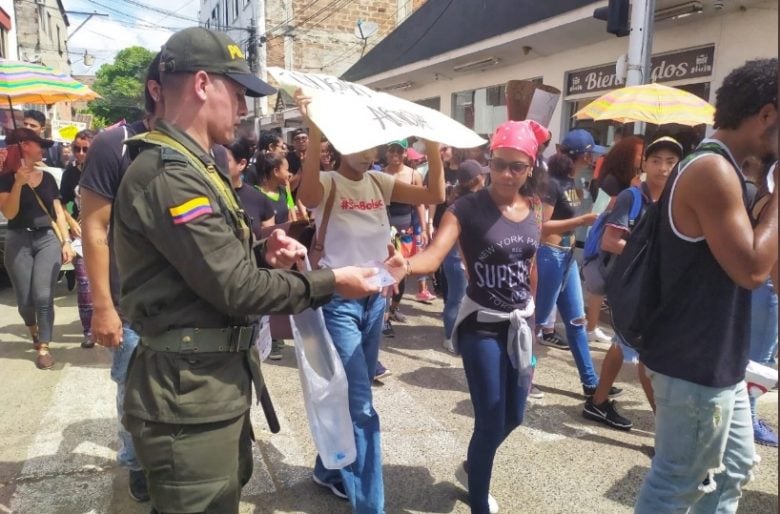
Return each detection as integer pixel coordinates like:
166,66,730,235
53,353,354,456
135,130,251,240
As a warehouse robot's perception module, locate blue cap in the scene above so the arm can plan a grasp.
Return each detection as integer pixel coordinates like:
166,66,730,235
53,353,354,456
560,129,607,157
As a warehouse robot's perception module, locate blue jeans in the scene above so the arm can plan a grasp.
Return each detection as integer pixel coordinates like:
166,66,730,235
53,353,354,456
635,371,756,514
314,293,386,514
442,247,467,340
749,279,778,422
112,325,141,471
534,244,598,387
459,327,531,514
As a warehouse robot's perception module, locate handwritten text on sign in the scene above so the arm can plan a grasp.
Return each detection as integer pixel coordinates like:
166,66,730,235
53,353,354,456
268,67,485,155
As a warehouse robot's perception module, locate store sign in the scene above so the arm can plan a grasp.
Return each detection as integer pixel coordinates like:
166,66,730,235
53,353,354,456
566,45,715,96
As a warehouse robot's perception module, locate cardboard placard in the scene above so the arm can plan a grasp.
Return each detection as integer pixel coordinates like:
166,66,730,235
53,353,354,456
506,80,561,127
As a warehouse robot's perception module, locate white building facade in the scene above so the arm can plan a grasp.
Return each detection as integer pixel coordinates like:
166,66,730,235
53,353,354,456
347,0,778,147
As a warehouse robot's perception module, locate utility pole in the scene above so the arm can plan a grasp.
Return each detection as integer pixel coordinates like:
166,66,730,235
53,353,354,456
625,0,656,134
625,0,655,87
257,0,267,118
247,17,259,119
593,0,657,134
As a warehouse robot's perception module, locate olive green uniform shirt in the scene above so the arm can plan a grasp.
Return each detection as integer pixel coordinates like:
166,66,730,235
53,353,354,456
114,120,335,424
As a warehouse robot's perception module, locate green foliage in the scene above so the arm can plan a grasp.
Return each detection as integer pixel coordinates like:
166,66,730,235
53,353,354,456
86,46,155,125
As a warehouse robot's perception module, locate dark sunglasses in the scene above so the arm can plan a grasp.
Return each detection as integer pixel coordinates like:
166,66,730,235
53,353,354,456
489,157,531,174
73,145,89,154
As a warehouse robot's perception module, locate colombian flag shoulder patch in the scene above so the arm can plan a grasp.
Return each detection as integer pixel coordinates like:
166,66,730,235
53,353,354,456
169,196,213,225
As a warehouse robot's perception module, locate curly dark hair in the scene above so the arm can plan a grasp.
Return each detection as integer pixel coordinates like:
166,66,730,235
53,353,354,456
599,135,643,190
258,130,283,154
255,152,286,182
225,137,254,164
547,152,575,180
714,58,778,130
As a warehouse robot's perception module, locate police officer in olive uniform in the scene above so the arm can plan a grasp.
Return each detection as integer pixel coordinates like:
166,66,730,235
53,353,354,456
113,27,382,513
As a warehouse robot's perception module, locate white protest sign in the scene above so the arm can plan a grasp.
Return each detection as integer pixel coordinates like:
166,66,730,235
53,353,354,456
51,119,87,143
268,67,486,155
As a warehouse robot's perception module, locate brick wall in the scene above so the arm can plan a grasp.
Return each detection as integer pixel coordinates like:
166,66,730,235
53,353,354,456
265,0,426,77
13,0,72,121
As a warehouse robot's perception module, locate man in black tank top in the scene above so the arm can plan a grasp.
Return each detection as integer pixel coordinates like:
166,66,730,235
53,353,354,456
635,59,778,513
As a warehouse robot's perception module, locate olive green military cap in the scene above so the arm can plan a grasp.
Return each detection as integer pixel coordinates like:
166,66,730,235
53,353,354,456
160,27,276,97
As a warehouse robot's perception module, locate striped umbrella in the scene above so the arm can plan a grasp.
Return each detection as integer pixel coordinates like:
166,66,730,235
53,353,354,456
574,82,714,126
0,60,99,105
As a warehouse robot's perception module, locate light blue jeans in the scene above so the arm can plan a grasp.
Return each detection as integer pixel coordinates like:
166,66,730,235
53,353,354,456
635,371,756,514
314,293,386,514
534,244,598,387
749,279,778,421
442,247,467,340
112,325,141,471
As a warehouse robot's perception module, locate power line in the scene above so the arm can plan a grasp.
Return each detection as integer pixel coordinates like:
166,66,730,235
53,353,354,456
265,0,347,41
116,0,200,23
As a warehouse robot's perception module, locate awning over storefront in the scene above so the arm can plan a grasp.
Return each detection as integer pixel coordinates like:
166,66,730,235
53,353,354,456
342,0,595,82
0,8,12,31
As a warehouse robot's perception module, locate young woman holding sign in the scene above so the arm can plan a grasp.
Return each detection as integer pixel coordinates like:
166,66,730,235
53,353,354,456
296,92,445,514
387,120,550,514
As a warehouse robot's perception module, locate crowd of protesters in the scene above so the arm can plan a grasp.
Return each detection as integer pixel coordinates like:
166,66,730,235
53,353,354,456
0,30,776,514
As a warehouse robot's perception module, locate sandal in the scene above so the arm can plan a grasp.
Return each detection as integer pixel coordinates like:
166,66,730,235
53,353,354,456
35,345,55,370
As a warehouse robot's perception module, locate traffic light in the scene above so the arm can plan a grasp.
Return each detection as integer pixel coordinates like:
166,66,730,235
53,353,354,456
594,0,630,37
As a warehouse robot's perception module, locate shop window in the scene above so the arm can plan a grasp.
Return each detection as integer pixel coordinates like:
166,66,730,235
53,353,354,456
452,81,541,137
0,28,7,59
415,97,440,111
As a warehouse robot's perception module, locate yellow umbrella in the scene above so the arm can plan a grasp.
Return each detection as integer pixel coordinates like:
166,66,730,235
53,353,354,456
574,82,714,126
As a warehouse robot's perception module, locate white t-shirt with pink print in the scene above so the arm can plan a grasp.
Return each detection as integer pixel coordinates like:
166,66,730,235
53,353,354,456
314,170,396,270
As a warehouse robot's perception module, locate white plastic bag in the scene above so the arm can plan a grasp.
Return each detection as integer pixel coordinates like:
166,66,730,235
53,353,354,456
290,258,356,469
746,360,778,399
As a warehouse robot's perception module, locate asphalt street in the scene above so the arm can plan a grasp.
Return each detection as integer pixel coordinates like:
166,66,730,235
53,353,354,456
0,279,777,513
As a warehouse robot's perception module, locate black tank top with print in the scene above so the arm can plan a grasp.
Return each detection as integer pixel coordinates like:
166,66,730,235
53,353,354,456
641,140,752,387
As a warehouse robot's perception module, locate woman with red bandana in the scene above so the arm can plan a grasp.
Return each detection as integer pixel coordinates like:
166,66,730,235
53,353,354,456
388,120,549,514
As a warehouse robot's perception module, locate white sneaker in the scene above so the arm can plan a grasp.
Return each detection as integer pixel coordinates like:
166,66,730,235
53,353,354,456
588,327,611,343
443,338,456,354
455,462,499,514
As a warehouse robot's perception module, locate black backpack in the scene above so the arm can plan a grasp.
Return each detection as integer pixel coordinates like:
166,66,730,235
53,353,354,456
605,141,739,352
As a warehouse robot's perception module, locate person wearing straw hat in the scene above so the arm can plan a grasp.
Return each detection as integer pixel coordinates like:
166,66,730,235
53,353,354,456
111,27,384,513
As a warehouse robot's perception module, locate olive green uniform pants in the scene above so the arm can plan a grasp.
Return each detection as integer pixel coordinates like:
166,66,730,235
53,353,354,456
125,413,253,514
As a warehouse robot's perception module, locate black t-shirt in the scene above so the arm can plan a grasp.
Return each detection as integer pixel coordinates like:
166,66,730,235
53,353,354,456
598,174,624,198
449,189,540,313
261,185,290,225
236,184,274,238
0,171,60,230
79,120,147,308
542,175,580,221
60,164,82,218
431,166,458,228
